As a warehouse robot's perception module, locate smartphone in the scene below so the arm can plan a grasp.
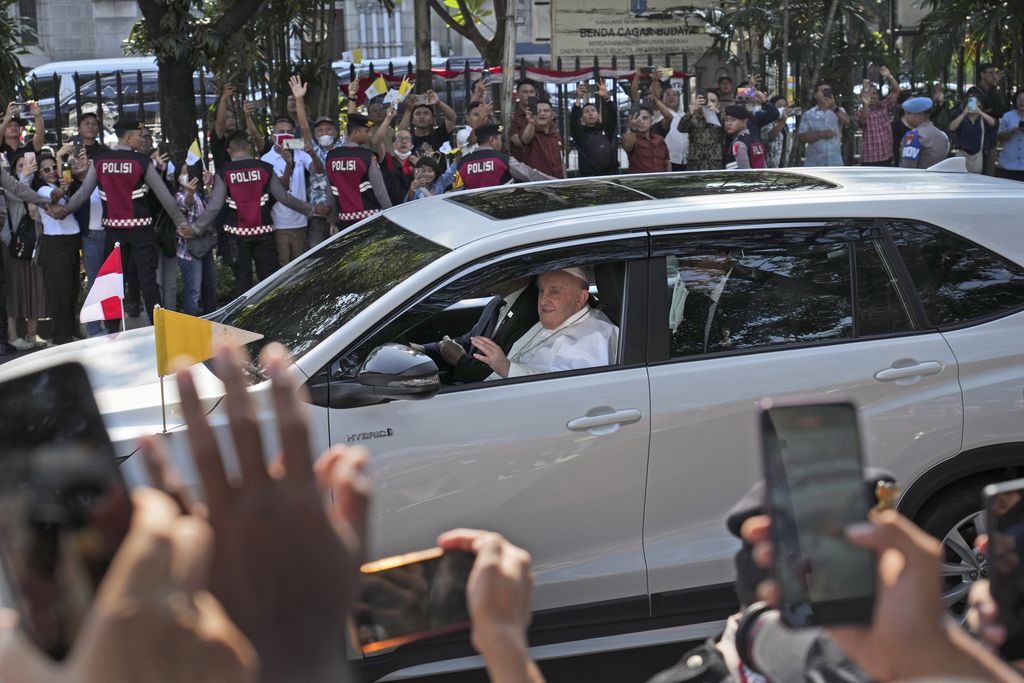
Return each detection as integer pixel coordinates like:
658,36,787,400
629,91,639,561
737,87,758,99
0,362,131,660
22,151,35,167
481,70,493,87
351,547,474,655
273,132,294,148
61,162,72,184
283,137,305,150
822,86,833,99
759,397,876,628
527,95,538,115
967,96,978,113
984,478,1024,660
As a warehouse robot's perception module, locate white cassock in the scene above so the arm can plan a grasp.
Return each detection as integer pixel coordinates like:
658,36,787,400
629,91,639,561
486,306,619,380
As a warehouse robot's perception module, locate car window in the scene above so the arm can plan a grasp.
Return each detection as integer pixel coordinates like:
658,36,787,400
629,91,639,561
659,227,858,358
333,239,647,388
854,238,914,336
886,221,1024,327
219,217,448,362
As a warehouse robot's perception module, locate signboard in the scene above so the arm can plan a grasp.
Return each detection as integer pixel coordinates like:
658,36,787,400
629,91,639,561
550,0,714,63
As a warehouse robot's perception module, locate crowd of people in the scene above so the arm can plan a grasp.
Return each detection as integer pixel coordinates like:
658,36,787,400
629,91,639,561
0,64,1021,353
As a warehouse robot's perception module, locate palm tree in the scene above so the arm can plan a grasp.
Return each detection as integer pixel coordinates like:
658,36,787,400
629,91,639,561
913,0,1024,89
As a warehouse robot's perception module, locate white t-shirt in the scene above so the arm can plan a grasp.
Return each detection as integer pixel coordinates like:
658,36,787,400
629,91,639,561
261,147,313,230
38,185,81,236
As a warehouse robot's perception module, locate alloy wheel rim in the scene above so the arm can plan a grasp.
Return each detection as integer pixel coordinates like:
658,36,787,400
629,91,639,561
939,509,987,622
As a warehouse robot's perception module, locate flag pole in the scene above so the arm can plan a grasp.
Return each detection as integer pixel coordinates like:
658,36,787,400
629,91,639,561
115,242,125,333
159,375,167,433
154,305,167,432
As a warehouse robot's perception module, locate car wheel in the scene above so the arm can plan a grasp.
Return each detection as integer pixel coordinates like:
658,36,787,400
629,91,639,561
914,476,996,623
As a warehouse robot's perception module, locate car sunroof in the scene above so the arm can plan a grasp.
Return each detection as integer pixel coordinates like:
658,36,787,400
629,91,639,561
446,172,837,220
445,181,647,220
613,172,836,199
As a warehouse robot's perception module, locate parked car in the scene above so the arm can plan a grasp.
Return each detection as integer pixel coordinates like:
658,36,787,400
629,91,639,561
2,161,1022,680
28,58,217,143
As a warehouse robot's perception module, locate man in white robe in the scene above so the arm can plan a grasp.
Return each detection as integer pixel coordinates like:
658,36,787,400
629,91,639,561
472,267,618,379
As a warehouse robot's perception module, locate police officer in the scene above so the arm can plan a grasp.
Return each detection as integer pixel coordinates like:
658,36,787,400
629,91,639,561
899,96,950,169
63,117,190,327
192,131,328,297
324,113,392,234
454,123,552,190
722,105,767,169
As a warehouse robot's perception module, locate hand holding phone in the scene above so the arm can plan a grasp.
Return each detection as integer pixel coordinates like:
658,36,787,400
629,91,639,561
984,478,1024,660
759,398,875,627
0,363,131,659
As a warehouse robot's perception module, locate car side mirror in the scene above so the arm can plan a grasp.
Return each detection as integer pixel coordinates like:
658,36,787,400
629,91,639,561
320,344,441,409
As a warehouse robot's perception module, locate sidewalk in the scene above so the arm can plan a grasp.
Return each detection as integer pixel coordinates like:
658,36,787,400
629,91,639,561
0,312,149,365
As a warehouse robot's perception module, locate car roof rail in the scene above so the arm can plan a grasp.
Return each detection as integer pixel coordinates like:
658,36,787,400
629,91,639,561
926,156,967,174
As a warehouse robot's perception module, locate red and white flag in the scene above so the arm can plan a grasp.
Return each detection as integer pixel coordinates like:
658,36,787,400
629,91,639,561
80,244,124,323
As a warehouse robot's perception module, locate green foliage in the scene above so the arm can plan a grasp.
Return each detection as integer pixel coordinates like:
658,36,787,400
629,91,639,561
913,0,1024,83
443,0,493,26
0,0,35,104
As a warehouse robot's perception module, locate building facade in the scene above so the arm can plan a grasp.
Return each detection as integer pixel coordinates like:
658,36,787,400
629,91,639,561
16,0,140,68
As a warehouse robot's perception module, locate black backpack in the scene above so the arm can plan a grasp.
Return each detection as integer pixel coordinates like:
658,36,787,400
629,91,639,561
8,209,35,260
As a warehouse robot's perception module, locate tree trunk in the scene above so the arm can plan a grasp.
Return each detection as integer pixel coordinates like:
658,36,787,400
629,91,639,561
806,0,841,104
157,56,198,173
415,0,432,92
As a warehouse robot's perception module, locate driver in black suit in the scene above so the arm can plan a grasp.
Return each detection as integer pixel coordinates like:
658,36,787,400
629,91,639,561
414,277,540,384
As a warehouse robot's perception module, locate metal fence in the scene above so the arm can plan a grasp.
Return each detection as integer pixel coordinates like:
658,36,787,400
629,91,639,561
25,53,692,172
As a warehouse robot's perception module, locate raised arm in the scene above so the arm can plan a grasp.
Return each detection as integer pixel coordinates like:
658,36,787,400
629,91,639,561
428,91,457,134
372,105,398,158
29,101,44,152
215,84,237,139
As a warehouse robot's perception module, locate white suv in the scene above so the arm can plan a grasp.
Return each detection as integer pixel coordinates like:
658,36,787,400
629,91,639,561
5,163,1024,680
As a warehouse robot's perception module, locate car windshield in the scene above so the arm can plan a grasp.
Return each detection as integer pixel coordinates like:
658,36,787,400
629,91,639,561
219,216,449,364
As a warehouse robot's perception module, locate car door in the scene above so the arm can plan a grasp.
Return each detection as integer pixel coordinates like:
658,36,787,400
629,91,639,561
642,222,963,617
324,235,653,624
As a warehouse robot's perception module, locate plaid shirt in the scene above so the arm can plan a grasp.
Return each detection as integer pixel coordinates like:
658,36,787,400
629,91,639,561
309,137,346,205
176,191,205,261
858,97,897,163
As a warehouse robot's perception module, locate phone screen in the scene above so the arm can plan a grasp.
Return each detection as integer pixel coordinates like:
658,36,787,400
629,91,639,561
760,400,875,627
351,548,474,655
0,362,130,660
985,478,1024,660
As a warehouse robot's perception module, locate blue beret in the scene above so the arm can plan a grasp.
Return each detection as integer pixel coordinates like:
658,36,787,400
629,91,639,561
902,96,933,113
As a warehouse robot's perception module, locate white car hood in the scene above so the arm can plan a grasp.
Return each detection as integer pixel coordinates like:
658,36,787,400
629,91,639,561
0,328,225,458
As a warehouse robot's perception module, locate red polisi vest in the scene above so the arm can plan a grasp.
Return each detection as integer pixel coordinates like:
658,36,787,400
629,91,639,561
457,149,513,190
221,159,275,238
94,150,152,229
325,146,382,223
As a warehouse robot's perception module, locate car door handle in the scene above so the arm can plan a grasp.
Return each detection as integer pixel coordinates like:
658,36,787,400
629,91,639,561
567,409,643,432
874,361,944,382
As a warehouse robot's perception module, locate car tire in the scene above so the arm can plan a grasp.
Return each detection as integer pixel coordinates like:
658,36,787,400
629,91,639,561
913,473,1004,622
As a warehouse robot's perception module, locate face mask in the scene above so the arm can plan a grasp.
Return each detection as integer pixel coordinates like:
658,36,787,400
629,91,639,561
393,148,412,160
318,134,335,147
179,176,190,189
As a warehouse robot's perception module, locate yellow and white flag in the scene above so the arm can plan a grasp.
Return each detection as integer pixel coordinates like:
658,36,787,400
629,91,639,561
397,77,413,101
185,139,204,168
364,75,388,101
352,48,363,64
154,308,263,377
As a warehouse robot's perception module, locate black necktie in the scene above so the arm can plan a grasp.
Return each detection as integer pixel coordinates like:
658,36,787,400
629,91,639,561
483,298,507,339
